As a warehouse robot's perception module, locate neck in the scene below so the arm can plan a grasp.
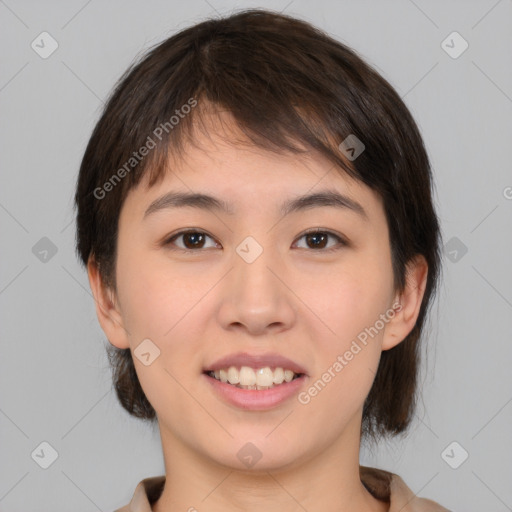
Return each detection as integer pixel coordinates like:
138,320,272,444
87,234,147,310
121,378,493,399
152,414,388,512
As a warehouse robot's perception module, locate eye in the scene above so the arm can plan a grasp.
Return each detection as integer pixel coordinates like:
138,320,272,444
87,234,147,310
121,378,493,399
164,229,218,252
163,228,348,253
294,229,347,252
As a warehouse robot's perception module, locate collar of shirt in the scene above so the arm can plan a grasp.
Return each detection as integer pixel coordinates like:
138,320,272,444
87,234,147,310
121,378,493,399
113,465,451,512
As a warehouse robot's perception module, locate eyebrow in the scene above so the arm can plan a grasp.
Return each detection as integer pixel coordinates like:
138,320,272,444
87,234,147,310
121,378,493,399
143,189,368,221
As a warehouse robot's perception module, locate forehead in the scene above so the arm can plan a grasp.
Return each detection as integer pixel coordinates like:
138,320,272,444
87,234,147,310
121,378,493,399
124,112,384,223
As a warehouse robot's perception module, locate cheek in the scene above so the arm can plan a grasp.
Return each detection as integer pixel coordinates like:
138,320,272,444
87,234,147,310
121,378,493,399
309,260,393,349
116,253,212,417
116,245,204,340
298,277,389,422
301,257,393,414
116,270,170,340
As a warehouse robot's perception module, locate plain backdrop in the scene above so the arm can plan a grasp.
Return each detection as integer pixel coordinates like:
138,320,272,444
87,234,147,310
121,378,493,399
1,0,511,511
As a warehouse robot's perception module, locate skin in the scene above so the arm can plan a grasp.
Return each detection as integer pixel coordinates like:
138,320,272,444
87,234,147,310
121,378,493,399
88,111,428,512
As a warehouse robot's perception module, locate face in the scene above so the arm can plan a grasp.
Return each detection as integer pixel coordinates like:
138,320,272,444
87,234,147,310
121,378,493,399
91,113,421,473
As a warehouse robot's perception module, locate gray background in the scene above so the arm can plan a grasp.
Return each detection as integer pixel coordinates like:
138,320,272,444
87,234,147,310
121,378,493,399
1,0,511,511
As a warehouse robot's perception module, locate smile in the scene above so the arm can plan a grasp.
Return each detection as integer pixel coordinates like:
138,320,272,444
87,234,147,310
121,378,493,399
207,365,303,390
203,369,307,410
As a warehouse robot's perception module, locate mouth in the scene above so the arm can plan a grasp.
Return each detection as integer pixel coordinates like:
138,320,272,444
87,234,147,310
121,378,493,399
203,366,305,390
202,365,308,410
202,352,308,409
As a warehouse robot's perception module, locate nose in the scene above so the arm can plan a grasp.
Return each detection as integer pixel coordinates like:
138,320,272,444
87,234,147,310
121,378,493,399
216,241,297,336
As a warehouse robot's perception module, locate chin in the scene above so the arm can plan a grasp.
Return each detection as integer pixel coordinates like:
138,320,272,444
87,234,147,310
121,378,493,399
202,434,309,473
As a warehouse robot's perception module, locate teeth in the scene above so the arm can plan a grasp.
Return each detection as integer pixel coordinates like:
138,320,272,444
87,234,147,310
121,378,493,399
273,367,284,384
227,366,240,384
284,369,294,382
208,365,302,389
239,366,256,386
255,367,273,387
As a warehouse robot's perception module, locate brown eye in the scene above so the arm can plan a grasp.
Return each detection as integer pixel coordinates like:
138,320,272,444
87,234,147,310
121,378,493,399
182,232,206,249
295,230,347,252
164,228,347,254
305,232,328,249
165,230,217,252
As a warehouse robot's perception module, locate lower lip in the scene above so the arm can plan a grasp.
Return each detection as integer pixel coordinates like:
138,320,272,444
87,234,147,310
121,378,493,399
203,373,307,410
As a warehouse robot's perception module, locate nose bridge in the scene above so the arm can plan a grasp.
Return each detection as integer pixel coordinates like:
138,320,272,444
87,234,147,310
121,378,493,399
217,233,295,334
234,234,281,305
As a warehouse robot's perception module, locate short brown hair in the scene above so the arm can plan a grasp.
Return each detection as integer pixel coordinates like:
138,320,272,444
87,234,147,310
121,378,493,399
74,8,442,443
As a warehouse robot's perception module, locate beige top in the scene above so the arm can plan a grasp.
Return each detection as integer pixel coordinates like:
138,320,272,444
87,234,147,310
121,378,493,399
113,466,451,511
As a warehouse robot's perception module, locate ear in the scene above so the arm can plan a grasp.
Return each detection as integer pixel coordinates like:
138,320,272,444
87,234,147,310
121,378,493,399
87,257,130,349
381,254,429,351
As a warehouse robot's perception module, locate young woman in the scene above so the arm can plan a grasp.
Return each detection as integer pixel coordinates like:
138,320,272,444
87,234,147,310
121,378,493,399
75,9,449,512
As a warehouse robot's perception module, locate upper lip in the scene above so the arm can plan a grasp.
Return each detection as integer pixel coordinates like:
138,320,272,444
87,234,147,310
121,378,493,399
204,352,308,375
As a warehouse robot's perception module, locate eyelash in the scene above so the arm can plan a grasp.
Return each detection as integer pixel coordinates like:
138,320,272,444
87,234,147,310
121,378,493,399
163,228,348,254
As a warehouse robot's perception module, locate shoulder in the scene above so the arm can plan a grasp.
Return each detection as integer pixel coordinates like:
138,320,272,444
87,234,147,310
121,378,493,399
113,475,166,512
389,473,451,511
360,465,451,512
116,470,451,512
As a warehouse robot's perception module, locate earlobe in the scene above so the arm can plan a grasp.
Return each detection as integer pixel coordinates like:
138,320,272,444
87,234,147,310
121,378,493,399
87,257,130,350
381,254,429,351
